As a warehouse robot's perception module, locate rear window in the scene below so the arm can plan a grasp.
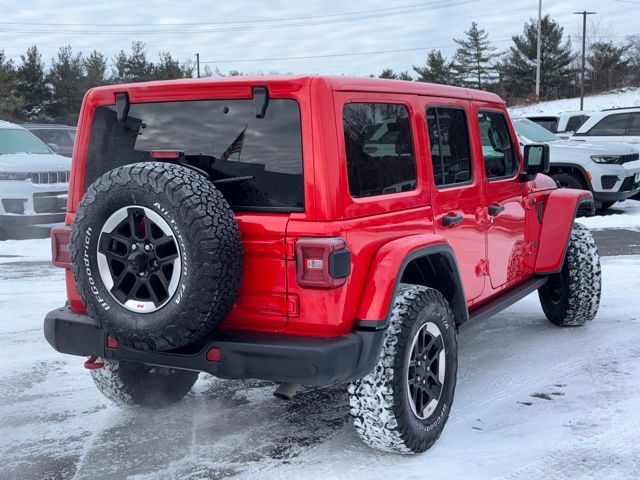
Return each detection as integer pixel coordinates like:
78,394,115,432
587,113,631,136
528,117,559,133
86,99,304,211
342,103,417,198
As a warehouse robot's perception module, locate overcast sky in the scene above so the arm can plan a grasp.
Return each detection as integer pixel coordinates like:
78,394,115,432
0,0,637,76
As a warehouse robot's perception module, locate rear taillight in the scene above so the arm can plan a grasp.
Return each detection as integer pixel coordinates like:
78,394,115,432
295,237,351,288
51,225,72,268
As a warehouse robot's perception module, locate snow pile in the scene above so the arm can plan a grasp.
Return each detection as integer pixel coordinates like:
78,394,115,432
0,238,52,264
509,87,640,115
580,200,640,231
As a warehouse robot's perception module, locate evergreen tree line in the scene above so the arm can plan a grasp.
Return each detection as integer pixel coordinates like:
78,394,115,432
1,14,639,125
380,16,640,105
0,41,193,124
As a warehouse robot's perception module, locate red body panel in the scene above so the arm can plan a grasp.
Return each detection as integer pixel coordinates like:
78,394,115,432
62,74,575,338
535,188,593,273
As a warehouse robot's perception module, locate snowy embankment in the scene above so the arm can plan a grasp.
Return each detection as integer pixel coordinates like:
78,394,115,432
509,87,640,116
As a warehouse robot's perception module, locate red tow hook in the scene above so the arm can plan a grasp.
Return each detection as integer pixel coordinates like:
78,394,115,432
84,356,105,370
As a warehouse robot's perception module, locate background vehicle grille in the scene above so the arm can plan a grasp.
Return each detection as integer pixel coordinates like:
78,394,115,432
33,192,67,213
619,153,640,164
30,171,70,184
620,175,640,192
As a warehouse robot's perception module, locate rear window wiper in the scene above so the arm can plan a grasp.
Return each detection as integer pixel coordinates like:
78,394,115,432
212,176,254,185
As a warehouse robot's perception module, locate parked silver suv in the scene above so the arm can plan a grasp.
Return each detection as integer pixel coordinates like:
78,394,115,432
0,121,71,239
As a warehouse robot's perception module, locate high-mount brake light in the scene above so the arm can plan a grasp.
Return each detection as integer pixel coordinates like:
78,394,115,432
150,150,183,159
51,226,72,268
295,237,351,288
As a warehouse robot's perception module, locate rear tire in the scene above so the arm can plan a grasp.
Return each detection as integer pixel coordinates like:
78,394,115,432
90,360,198,408
348,285,457,454
538,223,601,326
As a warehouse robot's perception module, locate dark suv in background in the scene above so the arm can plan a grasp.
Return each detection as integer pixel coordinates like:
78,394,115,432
23,124,76,157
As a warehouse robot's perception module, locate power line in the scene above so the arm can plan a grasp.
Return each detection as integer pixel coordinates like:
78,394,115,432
200,39,513,64
0,1,471,27
0,0,479,35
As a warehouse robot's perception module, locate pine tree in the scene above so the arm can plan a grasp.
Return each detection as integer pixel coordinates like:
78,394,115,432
587,41,630,93
377,69,412,80
0,51,24,121
624,35,640,87
413,49,456,85
16,46,50,120
452,22,497,88
112,41,154,83
84,50,109,89
503,15,575,100
153,52,194,80
47,45,85,124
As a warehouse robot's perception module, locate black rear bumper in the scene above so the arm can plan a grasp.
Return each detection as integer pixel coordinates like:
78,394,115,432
44,306,384,386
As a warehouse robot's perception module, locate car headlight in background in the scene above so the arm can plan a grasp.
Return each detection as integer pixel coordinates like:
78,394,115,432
590,155,621,164
0,172,30,181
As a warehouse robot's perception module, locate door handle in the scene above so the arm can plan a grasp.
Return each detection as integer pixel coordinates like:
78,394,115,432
488,203,505,216
442,212,463,227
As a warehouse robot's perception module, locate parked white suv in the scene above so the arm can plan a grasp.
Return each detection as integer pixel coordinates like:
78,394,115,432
573,107,640,146
526,111,593,135
513,117,640,209
0,121,71,239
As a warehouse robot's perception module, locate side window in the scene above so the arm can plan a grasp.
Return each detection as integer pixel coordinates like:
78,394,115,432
343,103,417,198
426,107,472,186
587,113,631,136
627,113,640,136
565,115,588,132
478,110,518,180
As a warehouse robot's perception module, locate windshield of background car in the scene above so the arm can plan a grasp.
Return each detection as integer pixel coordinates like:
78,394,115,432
0,129,53,155
513,118,558,143
86,99,304,211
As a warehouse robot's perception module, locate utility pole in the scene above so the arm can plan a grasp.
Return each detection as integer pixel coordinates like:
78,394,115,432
195,53,200,78
574,11,596,111
535,0,542,101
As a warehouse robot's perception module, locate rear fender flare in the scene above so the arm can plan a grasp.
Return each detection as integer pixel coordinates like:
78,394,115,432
355,235,468,330
535,188,594,274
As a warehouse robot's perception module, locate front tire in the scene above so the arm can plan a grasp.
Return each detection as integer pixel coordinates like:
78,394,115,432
538,223,601,326
90,360,198,408
348,285,457,454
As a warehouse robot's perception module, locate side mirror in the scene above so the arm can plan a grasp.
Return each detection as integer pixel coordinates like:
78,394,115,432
47,143,59,153
520,143,550,182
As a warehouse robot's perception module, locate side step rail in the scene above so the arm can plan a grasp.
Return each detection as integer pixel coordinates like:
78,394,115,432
462,276,548,328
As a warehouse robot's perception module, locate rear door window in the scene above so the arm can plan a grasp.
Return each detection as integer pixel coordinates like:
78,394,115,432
565,115,589,132
426,106,472,187
342,103,417,198
626,113,640,136
86,99,304,211
478,110,519,180
587,113,632,136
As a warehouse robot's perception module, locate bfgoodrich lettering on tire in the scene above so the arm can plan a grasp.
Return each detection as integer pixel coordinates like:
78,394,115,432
70,162,242,351
348,284,458,454
538,222,601,327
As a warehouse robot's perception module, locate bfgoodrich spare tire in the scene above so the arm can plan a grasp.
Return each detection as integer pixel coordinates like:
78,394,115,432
71,162,242,351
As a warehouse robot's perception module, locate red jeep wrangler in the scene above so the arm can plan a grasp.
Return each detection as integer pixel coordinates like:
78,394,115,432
44,76,601,454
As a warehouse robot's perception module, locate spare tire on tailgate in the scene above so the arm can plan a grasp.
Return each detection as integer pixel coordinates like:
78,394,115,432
70,162,242,351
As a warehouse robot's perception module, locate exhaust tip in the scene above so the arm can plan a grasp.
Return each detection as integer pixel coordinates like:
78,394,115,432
273,383,301,401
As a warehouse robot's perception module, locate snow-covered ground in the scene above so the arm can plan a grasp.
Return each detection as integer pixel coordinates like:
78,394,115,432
581,200,640,231
510,87,640,116
0,205,639,479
